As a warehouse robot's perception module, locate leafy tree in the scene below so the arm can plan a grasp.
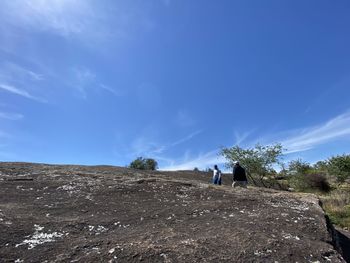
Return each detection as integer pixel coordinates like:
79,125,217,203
313,160,328,172
287,159,312,175
220,143,283,186
129,157,158,170
144,158,158,170
193,167,200,172
327,154,350,182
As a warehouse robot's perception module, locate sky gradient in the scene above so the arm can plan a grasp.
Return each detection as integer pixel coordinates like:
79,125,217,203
0,0,350,170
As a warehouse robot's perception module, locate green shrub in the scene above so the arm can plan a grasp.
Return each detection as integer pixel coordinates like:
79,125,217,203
327,154,350,183
129,157,158,170
288,173,330,193
287,159,312,175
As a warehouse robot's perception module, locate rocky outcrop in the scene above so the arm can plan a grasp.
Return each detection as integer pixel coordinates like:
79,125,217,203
0,162,346,262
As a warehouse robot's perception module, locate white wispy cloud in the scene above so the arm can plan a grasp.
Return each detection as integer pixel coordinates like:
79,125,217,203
99,84,123,97
71,67,96,98
129,130,203,158
161,110,350,171
280,111,350,153
1,0,100,38
0,83,46,102
0,61,46,103
130,137,166,158
0,111,23,120
0,61,44,84
0,62,44,82
170,130,202,147
161,150,225,171
233,129,255,146
0,0,154,45
70,67,122,99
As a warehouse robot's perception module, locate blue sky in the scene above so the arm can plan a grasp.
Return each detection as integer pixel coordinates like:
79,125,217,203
0,0,350,170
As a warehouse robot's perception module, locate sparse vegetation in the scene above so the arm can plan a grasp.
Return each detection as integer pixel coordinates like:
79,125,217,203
321,188,350,229
221,143,350,228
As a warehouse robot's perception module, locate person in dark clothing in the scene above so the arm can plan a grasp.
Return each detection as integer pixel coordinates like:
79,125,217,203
232,161,248,188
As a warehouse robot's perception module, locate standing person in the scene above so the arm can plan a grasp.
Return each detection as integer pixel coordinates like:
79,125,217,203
213,165,222,185
232,161,248,188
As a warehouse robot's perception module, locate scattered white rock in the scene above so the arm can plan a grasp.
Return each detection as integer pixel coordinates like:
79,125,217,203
282,233,300,240
15,224,63,249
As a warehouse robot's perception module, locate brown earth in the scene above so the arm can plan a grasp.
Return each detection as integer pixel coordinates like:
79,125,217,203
0,162,347,262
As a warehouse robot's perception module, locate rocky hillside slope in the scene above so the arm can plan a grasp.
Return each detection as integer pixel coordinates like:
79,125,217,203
0,162,347,262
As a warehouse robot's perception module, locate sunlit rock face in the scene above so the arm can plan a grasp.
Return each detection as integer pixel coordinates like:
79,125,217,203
0,162,346,262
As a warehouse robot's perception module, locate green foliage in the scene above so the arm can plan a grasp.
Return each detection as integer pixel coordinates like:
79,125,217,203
313,160,328,172
220,143,283,172
220,143,283,186
287,159,312,175
327,154,350,182
129,157,158,170
193,167,200,172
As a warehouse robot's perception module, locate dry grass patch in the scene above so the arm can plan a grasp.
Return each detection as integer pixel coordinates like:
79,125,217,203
320,187,350,229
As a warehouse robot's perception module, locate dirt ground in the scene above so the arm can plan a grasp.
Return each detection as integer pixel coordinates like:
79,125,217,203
0,162,347,262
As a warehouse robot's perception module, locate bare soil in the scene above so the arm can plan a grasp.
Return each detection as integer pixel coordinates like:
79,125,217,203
0,162,347,262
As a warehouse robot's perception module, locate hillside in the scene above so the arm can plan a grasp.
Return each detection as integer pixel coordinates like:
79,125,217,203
0,162,347,262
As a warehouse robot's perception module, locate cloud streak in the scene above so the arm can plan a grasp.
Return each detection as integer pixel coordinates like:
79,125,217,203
99,84,123,97
10,63,43,81
129,130,203,158
161,111,350,171
0,111,23,120
1,0,99,38
280,111,350,153
0,0,152,45
161,150,225,171
170,130,202,147
69,67,122,99
233,129,255,146
0,83,46,102
0,61,44,84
